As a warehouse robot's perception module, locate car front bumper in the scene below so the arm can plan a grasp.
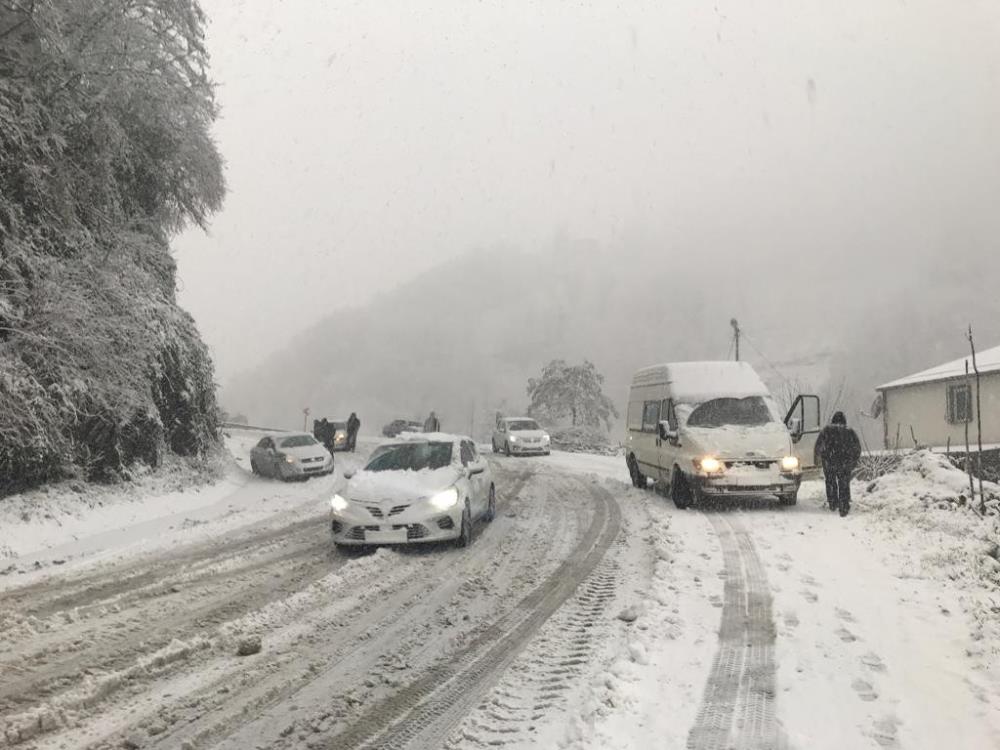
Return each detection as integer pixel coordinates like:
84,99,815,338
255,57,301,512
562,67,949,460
280,457,334,478
330,500,463,545
508,442,549,455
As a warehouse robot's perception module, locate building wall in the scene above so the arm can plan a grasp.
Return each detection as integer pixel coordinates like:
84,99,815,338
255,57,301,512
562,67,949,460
882,372,1000,448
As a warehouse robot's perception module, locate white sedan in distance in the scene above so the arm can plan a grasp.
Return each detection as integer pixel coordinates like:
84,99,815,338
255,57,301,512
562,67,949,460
250,432,334,480
492,417,551,456
329,434,496,548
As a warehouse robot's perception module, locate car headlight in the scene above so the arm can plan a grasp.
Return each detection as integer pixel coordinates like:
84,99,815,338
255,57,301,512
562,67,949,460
781,456,800,472
698,456,723,474
429,487,459,510
283,454,296,464
509,435,518,442
330,494,348,512
542,434,550,443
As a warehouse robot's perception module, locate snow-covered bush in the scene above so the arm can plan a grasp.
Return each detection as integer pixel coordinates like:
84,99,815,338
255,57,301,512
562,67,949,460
549,425,619,455
0,1,224,495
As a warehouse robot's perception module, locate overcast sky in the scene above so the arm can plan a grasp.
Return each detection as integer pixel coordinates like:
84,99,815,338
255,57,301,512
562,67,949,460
173,0,1000,382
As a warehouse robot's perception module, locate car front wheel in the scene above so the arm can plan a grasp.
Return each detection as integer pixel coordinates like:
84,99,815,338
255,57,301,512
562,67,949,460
456,504,473,547
484,485,496,522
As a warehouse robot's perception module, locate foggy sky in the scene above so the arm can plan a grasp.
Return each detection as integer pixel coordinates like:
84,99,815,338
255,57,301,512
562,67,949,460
173,0,1000,383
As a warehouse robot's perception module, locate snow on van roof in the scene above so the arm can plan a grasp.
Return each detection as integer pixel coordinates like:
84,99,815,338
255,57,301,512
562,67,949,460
632,361,770,402
877,344,1000,390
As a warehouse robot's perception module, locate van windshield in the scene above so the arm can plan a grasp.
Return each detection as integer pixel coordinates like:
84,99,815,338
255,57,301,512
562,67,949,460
686,397,775,428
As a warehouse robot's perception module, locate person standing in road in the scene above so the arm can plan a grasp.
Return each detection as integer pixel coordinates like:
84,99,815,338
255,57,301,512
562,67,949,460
424,411,440,433
346,412,361,452
815,411,862,517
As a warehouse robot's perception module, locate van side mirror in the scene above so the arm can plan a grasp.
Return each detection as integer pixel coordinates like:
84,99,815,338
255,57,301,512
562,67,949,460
658,421,679,444
787,417,803,441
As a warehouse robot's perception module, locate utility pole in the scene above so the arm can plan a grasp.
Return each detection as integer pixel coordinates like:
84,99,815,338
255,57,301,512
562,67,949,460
302,406,310,432
730,318,741,361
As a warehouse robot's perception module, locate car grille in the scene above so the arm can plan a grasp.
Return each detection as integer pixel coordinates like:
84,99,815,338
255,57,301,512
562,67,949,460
724,460,775,470
393,523,429,540
367,504,410,518
346,525,379,540
302,456,325,464
436,516,454,530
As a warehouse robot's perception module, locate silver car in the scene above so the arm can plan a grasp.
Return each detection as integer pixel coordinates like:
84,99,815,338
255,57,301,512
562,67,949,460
329,434,495,547
492,417,551,456
250,432,334,480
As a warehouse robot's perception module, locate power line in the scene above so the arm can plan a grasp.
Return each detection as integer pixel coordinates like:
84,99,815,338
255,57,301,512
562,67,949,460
742,330,794,389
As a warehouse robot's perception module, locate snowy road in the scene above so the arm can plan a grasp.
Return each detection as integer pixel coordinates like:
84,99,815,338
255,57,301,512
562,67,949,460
2,442,1000,749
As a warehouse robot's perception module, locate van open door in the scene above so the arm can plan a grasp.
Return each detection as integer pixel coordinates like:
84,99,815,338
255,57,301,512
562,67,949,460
784,395,821,473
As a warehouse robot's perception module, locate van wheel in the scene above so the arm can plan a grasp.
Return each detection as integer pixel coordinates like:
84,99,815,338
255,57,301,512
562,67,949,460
672,469,696,510
627,455,646,489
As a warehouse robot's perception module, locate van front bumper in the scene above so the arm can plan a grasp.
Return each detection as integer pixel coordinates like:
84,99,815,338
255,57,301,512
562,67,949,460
693,469,800,498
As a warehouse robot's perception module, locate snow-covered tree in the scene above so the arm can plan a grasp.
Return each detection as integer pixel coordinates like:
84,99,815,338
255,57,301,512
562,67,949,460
526,360,618,430
0,0,225,493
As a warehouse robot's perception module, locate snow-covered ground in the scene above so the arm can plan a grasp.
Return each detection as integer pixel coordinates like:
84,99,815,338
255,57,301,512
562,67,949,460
0,428,369,580
1,442,999,749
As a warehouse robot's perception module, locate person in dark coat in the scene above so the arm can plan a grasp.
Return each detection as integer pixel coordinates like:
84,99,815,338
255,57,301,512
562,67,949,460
346,412,360,452
815,411,862,516
424,411,440,433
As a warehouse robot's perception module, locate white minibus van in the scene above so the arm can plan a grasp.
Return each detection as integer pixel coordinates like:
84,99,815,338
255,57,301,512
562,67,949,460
625,361,820,508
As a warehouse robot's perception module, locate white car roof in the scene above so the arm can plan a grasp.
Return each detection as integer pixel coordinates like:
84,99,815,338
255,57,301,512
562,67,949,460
391,431,472,444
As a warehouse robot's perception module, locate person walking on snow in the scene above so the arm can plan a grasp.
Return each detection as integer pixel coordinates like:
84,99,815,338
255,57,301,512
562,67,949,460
424,411,440,433
346,412,361,452
815,411,862,517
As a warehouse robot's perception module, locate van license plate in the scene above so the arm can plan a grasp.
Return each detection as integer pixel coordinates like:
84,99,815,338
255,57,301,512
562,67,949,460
365,529,407,544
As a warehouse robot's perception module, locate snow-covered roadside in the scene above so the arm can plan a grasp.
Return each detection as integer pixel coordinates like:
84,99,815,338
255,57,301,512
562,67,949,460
0,429,368,580
537,448,1000,750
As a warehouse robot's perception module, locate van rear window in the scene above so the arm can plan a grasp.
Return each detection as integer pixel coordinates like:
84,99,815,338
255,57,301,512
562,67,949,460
687,397,774,428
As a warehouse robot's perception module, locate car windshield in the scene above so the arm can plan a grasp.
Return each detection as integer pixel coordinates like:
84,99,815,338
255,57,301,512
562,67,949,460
279,434,318,448
364,442,453,472
686,397,775,428
331,422,347,430
508,420,540,431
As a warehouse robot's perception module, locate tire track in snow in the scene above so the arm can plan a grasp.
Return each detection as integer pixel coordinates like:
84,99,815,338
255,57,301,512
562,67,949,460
322,479,622,750
688,513,783,750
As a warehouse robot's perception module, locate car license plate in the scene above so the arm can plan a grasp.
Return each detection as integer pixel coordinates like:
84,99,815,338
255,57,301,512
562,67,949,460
365,529,407,544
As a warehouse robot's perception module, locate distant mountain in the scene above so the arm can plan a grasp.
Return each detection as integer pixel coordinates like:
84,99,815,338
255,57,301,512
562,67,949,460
224,238,1000,447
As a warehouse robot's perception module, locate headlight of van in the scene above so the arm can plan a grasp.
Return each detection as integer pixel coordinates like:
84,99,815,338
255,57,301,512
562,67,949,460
429,487,459,510
781,456,800,472
697,457,724,474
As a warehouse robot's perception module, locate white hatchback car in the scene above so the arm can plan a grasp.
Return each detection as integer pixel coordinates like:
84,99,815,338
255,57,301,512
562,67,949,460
329,433,496,547
492,417,551,456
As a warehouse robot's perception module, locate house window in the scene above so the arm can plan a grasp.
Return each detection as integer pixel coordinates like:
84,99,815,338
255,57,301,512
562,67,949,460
947,384,972,424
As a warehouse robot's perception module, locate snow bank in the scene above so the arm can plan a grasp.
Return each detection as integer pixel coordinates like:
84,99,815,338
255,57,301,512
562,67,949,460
859,450,1000,651
0,451,230,562
549,426,619,455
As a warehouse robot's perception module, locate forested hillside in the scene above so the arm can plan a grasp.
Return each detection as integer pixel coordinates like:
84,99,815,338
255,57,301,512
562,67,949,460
0,1,224,494
226,235,1000,446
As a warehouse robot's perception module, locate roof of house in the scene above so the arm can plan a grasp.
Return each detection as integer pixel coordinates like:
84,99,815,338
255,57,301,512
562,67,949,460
877,344,1000,390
